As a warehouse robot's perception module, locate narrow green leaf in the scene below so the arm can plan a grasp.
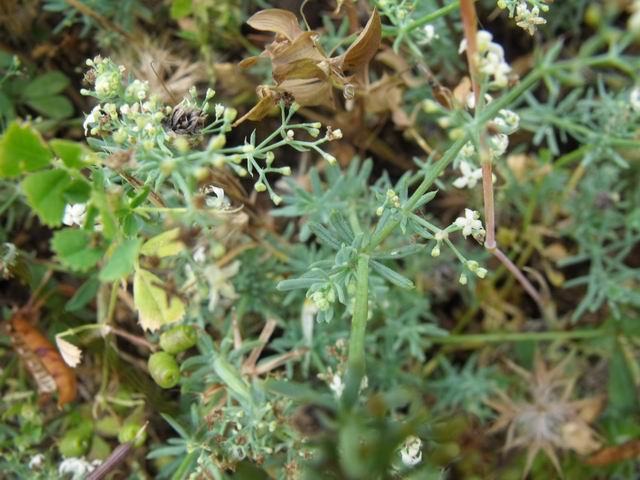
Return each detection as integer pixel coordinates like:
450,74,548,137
21,169,71,226
370,259,414,289
51,229,104,272
65,277,100,311
0,122,53,177
99,238,142,282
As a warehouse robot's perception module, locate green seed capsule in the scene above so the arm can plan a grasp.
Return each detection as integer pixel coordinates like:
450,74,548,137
58,424,92,457
159,325,197,354
118,422,147,447
148,352,180,388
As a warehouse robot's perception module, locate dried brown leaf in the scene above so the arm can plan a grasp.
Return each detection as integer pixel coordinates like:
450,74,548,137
247,8,303,41
233,94,277,126
336,9,381,72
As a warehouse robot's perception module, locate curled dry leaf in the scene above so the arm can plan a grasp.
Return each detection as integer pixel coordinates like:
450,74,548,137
10,310,77,407
334,9,381,72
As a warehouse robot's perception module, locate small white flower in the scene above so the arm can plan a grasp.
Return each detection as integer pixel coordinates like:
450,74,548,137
329,374,344,398
63,204,87,227
400,436,423,467
497,109,520,133
455,209,484,238
489,133,509,157
193,246,206,263
453,161,483,189
461,142,475,158
29,454,45,470
203,261,240,311
215,104,225,118
418,24,439,45
630,87,640,112
203,185,226,208
83,106,101,135
58,457,100,480
55,336,82,368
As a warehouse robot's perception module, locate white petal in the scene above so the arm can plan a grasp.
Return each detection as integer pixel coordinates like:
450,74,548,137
56,336,82,368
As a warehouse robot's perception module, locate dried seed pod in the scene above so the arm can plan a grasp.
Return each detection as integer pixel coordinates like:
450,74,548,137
159,325,197,354
148,352,180,389
166,105,206,135
10,311,77,407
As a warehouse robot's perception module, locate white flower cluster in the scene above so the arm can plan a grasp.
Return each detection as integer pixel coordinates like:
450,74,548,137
459,30,511,89
58,457,102,480
310,285,336,311
497,0,548,35
514,2,547,35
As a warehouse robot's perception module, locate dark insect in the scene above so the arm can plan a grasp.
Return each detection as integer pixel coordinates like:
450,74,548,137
166,104,207,135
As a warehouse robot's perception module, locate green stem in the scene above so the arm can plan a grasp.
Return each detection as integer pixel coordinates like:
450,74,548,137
342,254,370,409
384,1,461,36
429,329,611,345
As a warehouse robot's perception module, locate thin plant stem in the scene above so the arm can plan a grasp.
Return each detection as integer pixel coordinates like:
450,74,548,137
481,161,496,249
343,254,370,409
428,329,610,345
492,247,545,311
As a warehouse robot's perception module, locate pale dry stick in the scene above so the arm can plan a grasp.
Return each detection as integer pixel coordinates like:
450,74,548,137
254,348,309,376
241,318,277,374
460,0,546,315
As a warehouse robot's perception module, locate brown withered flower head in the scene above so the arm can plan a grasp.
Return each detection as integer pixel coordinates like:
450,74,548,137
236,8,381,124
167,104,206,135
484,352,602,479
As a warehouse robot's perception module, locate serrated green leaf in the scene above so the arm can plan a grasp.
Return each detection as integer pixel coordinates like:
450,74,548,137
26,96,74,119
22,71,70,98
140,228,184,258
370,260,414,289
133,268,185,332
0,122,53,177
21,169,71,226
50,139,92,168
51,228,104,272
99,238,142,282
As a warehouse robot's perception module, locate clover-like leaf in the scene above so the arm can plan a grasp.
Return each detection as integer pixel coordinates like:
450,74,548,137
0,122,53,178
21,169,71,226
51,229,104,272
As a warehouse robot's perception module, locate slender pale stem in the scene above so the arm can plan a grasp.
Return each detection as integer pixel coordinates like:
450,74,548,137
428,329,609,345
492,248,544,310
343,254,370,409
